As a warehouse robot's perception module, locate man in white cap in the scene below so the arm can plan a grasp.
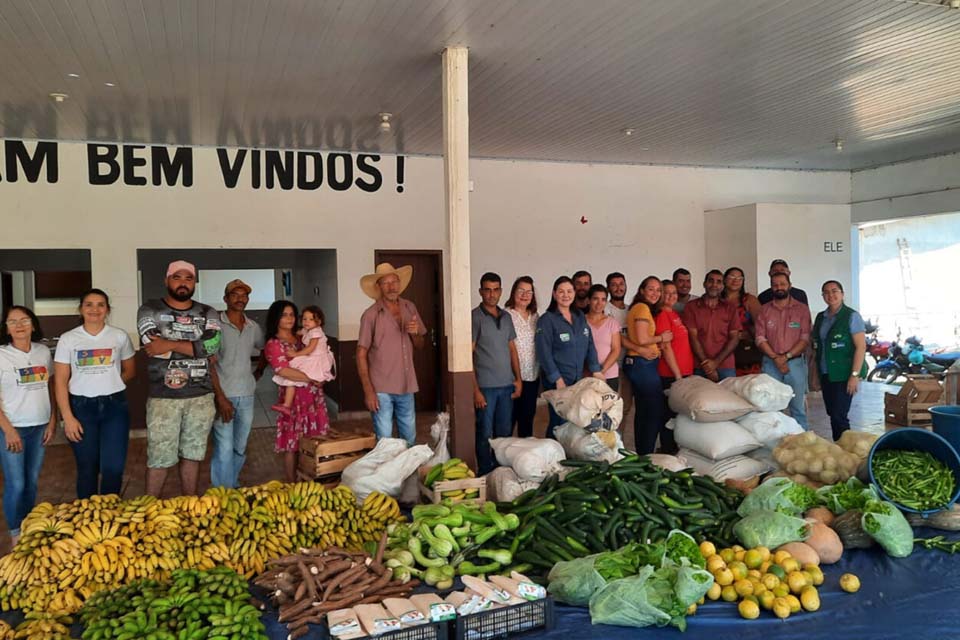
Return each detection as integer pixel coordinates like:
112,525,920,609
209,279,264,488
356,263,426,444
137,260,224,496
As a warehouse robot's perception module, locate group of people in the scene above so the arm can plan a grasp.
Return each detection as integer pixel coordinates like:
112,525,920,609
465,260,868,473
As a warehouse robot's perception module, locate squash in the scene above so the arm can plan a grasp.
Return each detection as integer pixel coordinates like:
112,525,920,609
805,507,835,527
776,542,820,566
805,521,843,564
831,510,874,549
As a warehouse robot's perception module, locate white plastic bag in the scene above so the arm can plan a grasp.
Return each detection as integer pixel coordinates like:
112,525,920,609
669,415,762,460
678,448,774,482
667,376,754,423
341,438,433,501
485,466,542,503
541,378,623,430
489,437,566,482
719,374,794,412
553,422,624,463
735,411,804,449
399,414,451,504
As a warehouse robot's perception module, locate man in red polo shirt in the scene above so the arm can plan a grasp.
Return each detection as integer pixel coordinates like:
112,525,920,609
755,272,812,429
682,270,741,381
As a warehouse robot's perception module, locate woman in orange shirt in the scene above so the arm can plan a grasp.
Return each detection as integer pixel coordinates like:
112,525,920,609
623,276,669,454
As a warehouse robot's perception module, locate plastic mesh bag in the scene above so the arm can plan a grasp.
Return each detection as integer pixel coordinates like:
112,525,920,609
733,509,810,549
546,555,606,606
737,477,819,517
862,499,915,558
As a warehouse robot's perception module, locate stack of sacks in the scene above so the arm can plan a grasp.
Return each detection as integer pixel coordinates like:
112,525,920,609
720,373,803,468
667,376,772,482
542,378,626,464
486,438,566,502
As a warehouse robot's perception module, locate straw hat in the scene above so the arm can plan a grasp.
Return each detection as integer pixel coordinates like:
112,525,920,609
360,263,413,300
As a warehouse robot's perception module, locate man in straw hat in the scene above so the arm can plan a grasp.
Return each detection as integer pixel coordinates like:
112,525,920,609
357,263,427,444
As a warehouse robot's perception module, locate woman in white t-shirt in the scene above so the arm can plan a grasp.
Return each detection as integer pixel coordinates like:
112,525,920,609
54,289,136,499
0,306,57,545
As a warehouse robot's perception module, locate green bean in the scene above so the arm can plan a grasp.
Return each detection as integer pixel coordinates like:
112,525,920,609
873,449,956,511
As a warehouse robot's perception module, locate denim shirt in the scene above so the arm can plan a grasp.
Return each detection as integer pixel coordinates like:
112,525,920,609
535,309,601,386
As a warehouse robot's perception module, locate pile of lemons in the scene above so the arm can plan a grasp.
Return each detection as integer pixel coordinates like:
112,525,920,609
698,541,860,620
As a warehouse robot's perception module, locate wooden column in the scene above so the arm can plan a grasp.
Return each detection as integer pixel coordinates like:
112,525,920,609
441,46,476,468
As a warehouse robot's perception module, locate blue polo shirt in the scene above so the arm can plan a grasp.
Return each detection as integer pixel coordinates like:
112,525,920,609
535,309,601,387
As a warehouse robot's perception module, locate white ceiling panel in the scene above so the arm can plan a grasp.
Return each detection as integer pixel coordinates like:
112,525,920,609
1,0,960,169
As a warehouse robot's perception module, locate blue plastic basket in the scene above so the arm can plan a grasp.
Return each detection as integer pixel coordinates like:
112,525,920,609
930,405,960,455
867,427,960,516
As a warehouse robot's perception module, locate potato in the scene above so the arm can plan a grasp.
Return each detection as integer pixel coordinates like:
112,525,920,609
777,542,820,566
805,507,835,527
805,522,843,564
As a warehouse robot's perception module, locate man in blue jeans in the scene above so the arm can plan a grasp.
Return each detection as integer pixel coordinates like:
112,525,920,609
472,273,523,475
683,270,741,381
210,279,264,488
357,263,427,444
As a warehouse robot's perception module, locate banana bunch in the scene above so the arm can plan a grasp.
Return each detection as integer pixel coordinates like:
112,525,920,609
11,612,72,639
0,620,11,640
0,481,405,618
424,458,481,501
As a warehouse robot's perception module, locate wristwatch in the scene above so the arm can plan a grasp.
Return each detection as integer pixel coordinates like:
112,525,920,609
784,351,793,360
850,370,860,378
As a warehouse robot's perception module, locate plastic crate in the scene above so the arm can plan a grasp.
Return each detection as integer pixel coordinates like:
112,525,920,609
453,598,555,640
320,620,449,640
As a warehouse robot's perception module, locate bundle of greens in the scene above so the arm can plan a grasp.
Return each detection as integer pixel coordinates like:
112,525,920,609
737,477,820,517
816,477,877,514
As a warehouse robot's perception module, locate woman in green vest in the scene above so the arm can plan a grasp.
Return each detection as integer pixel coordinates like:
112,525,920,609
812,280,868,441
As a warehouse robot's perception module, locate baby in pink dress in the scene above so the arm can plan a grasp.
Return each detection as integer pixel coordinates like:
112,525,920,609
271,306,335,415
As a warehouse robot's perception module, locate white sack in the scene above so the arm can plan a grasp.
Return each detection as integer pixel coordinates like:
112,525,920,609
669,414,762,460
554,422,624,464
666,376,754,423
489,437,566,482
678,448,775,482
719,374,794,412
400,413,451,504
341,438,433,501
647,453,690,473
541,378,623,430
485,467,541,502
735,411,804,449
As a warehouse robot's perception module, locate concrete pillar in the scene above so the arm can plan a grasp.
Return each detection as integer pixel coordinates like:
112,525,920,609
441,46,476,468
91,245,140,340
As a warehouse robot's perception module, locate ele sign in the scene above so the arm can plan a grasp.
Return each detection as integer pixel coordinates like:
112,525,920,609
823,241,844,253
0,139,407,193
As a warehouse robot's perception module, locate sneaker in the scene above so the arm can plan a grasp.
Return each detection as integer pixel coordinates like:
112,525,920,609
270,403,292,416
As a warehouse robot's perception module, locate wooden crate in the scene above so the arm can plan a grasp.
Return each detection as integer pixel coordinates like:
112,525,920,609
419,477,486,505
295,470,342,488
884,375,944,426
298,430,377,479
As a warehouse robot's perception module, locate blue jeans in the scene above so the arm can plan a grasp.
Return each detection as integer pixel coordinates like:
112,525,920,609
694,368,737,381
373,393,416,444
762,357,809,429
69,391,131,498
476,386,515,475
210,395,255,488
0,425,46,536
625,357,664,455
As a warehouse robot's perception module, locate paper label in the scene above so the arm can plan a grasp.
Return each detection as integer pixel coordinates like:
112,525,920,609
399,609,426,624
373,617,402,634
518,582,546,601
429,602,457,622
329,618,361,636
492,587,511,603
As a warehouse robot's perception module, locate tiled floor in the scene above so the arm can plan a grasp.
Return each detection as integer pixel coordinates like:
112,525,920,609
0,382,898,555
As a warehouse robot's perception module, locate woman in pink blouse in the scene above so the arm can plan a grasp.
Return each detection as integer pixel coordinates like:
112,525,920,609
505,276,539,437
263,300,330,482
586,285,622,391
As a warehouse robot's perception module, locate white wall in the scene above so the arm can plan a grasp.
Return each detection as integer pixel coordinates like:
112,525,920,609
704,205,759,294
0,141,849,341
852,152,960,223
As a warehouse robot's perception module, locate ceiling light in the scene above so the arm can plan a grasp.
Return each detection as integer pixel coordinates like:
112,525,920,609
67,73,80,79
49,92,68,103
622,128,636,136
378,112,392,133
104,82,116,87
834,138,844,152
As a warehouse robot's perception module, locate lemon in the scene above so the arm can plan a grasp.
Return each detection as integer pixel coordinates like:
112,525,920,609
714,568,734,586
735,549,746,562
687,603,698,615
768,565,787,581
747,569,762,580
772,597,791,619
780,558,800,574
759,591,775,610
706,555,726,573
734,579,754,597
800,586,820,612
699,541,717,558
719,548,736,564
706,583,722,601
759,560,771,573
732,544,745,553
761,573,780,590
785,594,801,613
772,584,790,598
721,585,739,602
773,550,792,565
804,564,825,586
743,549,763,569
738,599,761,620
840,573,861,593
756,546,772,562
787,571,809,594
698,596,705,605
729,561,748,581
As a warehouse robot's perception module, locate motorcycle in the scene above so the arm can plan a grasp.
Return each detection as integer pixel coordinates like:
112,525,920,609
868,335,960,382
864,321,891,367
867,339,910,383
904,336,960,379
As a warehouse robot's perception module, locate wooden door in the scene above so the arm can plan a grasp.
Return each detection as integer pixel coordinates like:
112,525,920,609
374,251,444,411
1,273,11,317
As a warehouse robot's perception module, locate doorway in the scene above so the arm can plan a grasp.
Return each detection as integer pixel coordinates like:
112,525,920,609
374,250,444,412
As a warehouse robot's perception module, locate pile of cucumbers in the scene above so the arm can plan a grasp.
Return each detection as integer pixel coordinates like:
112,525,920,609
501,451,743,576
80,567,264,640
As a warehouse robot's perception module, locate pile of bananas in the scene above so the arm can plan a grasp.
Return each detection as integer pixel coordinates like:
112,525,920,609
80,567,264,640
424,458,480,501
0,620,12,639
0,482,403,617
3,612,72,639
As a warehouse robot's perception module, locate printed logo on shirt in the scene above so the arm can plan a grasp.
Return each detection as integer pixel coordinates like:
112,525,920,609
76,349,113,368
582,328,590,337
16,365,48,387
788,321,801,329
559,332,571,343
164,359,207,389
